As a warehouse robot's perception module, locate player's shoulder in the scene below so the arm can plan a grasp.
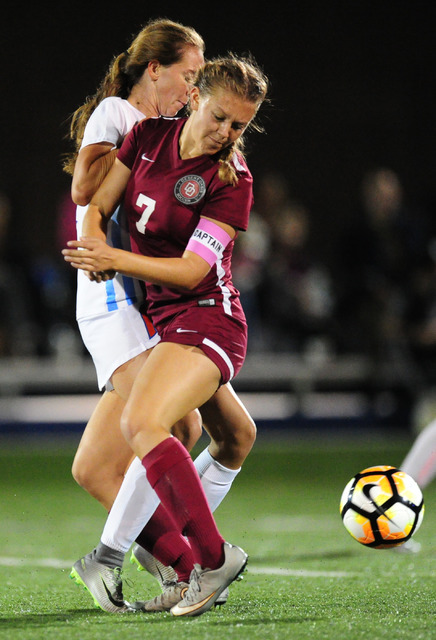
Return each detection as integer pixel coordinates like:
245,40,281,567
131,116,185,150
231,151,251,176
87,97,130,126
96,96,125,113
135,115,183,133
96,96,146,121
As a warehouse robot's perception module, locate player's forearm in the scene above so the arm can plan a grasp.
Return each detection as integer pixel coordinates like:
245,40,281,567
82,204,108,240
112,248,209,290
63,237,210,289
72,149,118,205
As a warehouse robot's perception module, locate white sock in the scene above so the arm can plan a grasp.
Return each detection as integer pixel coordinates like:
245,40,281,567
100,446,240,554
100,456,160,553
194,447,241,512
401,418,436,489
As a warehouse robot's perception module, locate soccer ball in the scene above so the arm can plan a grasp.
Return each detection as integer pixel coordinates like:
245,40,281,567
339,465,424,549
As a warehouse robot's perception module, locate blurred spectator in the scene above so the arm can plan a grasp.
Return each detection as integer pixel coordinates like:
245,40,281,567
403,242,436,385
332,167,429,363
233,171,289,351
248,172,335,353
232,208,271,351
0,191,39,356
32,189,83,360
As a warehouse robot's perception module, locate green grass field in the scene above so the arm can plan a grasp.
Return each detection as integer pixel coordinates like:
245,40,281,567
0,429,434,639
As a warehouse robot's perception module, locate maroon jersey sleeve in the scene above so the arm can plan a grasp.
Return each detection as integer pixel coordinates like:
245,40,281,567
203,158,253,232
117,122,143,170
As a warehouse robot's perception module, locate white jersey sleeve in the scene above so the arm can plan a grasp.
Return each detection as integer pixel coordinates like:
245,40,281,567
80,97,145,150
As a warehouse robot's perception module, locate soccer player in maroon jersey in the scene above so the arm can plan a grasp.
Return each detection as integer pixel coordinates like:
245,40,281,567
64,54,269,617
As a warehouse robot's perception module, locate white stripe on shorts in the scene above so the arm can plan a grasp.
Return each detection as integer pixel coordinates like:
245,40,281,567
202,337,235,381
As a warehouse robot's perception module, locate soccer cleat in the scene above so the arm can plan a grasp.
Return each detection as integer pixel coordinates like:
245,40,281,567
130,543,229,607
170,542,247,618
139,579,189,612
70,551,135,613
215,586,229,607
130,544,178,589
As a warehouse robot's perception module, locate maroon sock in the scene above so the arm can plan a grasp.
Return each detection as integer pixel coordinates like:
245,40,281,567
142,437,225,570
135,503,194,582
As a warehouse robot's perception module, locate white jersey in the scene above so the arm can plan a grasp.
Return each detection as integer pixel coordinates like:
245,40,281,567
75,97,160,389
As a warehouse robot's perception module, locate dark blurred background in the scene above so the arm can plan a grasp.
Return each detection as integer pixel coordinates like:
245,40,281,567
1,1,436,433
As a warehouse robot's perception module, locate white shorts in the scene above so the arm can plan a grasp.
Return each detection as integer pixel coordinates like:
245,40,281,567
76,206,159,390
78,303,160,390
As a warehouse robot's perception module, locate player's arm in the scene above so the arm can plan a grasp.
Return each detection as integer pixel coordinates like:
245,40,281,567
72,142,118,206
63,216,235,290
81,158,131,240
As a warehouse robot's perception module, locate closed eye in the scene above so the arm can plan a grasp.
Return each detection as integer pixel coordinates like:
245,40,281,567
214,115,245,130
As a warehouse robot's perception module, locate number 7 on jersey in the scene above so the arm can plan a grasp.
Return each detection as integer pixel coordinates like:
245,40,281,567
135,193,156,233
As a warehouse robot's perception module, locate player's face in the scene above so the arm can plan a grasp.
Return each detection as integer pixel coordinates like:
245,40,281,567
189,87,258,156
155,47,204,117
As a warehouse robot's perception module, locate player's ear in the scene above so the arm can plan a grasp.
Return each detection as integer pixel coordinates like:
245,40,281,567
189,87,200,111
148,60,160,81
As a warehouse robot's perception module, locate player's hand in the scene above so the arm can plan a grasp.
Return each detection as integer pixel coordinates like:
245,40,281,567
85,269,116,282
62,237,117,274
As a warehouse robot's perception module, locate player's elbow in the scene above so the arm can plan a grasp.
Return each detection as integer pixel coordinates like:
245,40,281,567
183,275,205,290
71,184,92,206
180,254,210,289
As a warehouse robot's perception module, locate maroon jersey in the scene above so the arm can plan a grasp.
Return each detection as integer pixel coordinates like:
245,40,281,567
117,117,253,329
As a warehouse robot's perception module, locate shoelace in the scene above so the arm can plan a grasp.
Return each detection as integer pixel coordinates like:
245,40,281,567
147,580,179,606
183,564,211,603
161,579,178,590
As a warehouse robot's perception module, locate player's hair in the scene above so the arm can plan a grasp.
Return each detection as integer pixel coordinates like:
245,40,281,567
63,18,205,175
193,53,269,185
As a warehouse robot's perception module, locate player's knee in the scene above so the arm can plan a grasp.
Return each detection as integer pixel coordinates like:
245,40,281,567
120,403,157,444
120,407,138,445
211,414,256,466
172,409,203,451
234,413,257,457
72,452,123,509
71,453,96,493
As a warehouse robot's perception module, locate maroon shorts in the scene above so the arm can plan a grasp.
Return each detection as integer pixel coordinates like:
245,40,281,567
156,304,247,385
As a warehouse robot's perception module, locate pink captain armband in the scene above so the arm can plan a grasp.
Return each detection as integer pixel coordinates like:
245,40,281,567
185,218,233,267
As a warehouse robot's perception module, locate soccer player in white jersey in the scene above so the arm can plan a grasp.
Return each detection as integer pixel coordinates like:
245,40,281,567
63,19,205,509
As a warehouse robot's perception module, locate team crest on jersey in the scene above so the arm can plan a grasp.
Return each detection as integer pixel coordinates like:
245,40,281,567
174,175,206,205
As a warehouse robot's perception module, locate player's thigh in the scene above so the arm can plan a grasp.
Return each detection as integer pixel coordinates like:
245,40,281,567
124,342,221,435
73,390,133,478
110,349,151,402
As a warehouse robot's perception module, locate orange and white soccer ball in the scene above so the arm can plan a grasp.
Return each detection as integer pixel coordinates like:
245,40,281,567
339,465,424,549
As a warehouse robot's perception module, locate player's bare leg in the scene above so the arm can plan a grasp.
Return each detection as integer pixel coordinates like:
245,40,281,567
72,389,133,510
120,342,247,617
72,349,202,511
